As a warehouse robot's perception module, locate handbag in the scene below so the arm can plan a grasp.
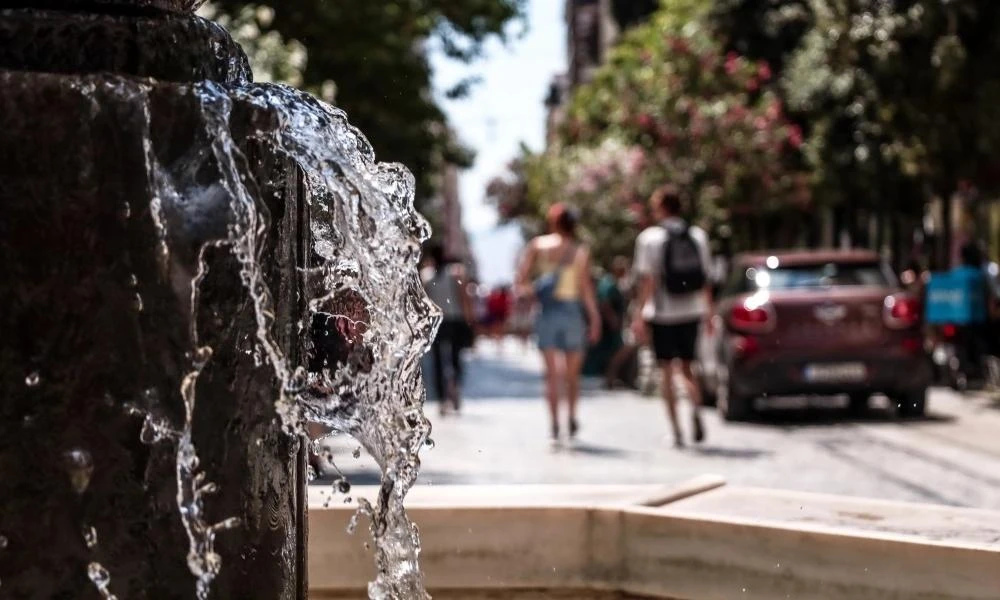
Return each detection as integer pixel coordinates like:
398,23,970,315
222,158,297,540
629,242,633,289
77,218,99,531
533,244,576,308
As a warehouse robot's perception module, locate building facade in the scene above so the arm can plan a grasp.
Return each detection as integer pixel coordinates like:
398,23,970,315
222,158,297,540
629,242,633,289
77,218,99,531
547,1,659,147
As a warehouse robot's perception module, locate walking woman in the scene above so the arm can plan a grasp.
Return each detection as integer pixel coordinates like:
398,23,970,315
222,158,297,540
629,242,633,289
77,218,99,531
516,203,601,443
422,243,475,415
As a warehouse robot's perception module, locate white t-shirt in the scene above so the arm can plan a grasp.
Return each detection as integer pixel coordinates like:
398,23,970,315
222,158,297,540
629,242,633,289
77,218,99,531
633,218,712,324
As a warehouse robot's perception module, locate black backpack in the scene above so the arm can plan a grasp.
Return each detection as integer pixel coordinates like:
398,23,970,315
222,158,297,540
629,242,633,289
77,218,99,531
662,222,706,294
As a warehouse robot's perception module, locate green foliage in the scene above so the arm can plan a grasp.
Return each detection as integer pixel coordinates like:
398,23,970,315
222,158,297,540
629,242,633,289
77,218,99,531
785,0,1000,209
211,0,525,206
708,0,812,75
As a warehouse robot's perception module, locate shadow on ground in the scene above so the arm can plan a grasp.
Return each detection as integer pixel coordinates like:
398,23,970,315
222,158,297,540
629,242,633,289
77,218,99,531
563,442,632,458
690,445,771,459
739,395,956,428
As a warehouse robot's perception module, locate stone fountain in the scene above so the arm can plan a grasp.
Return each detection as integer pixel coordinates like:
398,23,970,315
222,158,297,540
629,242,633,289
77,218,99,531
0,1,309,598
0,2,438,599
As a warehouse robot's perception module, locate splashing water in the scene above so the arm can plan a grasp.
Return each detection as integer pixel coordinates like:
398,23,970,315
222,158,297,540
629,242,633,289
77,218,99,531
127,75,439,599
83,526,99,550
87,562,118,600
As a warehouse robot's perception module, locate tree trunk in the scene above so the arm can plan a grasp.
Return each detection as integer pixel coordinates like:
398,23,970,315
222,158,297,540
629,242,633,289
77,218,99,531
939,187,955,270
0,5,306,599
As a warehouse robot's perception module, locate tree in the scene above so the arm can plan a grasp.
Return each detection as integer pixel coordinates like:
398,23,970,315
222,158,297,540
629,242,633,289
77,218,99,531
212,0,525,208
784,0,1000,265
516,6,809,264
708,0,812,76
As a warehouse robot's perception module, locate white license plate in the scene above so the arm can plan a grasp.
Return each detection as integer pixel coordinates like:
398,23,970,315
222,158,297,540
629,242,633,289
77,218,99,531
804,363,867,383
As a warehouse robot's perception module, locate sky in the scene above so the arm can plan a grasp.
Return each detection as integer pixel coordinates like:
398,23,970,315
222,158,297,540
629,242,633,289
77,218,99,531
429,0,566,287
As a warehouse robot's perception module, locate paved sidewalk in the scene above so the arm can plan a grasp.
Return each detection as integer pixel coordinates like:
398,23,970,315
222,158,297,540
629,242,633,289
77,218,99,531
317,339,1000,510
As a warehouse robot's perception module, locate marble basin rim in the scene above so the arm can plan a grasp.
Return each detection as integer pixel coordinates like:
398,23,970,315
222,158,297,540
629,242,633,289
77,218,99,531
308,477,1000,600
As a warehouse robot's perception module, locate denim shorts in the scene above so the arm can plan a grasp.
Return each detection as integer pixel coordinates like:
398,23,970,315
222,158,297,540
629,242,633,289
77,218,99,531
535,301,585,352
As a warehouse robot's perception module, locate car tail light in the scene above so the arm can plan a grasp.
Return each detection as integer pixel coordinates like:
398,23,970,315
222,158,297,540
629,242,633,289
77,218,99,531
883,294,920,329
730,299,774,334
942,324,957,339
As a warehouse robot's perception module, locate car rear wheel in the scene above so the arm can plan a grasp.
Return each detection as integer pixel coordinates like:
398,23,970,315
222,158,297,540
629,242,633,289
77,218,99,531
895,388,927,418
717,363,752,421
847,392,869,415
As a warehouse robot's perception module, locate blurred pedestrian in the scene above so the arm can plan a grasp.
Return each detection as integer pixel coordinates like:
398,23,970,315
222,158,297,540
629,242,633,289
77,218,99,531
583,257,627,379
422,243,475,415
517,203,601,443
631,186,713,447
482,285,513,350
604,256,641,389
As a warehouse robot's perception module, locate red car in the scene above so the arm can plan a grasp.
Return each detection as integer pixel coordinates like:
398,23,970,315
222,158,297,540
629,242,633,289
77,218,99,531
698,250,931,420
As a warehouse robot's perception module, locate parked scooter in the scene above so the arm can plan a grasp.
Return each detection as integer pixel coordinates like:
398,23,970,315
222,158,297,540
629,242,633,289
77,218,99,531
929,324,969,391
926,257,1000,393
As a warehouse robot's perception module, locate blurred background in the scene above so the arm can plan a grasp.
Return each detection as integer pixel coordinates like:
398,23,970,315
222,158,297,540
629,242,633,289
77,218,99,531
202,0,1000,510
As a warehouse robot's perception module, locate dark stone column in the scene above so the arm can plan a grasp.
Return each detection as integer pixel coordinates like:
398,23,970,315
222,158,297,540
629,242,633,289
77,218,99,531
0,4,307,599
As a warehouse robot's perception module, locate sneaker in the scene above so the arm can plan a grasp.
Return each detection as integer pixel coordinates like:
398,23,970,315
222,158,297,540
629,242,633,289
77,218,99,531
672,428,684,448
693,414,705,444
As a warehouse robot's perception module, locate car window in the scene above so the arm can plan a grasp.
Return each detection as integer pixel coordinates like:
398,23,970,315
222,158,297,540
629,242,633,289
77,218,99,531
721,263,751,297
751,262,891,290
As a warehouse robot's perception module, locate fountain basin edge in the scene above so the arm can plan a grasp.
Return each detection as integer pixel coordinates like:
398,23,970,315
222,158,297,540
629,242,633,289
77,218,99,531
308,478,1000,600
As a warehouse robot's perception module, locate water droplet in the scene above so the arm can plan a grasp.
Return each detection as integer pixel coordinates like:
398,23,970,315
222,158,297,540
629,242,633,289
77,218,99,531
25,371,40,387
83,526,98,549
335,478,351,494
255,438,263,446
87,561,110,587
142,388,158,403
128,274,139,288
189,346,213,367
352,447,361,459
307,465,317,482
424,438,435,449
212,517,241,532
62,448,94,495
133,293,144,312
121,201,131,219
0,535,8,549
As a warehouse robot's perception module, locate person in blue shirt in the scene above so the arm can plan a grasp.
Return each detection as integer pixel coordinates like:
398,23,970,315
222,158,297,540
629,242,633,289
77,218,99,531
955,242,990,378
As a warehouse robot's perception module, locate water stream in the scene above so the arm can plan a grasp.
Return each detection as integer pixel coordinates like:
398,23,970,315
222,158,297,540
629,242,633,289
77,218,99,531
136,76,439,599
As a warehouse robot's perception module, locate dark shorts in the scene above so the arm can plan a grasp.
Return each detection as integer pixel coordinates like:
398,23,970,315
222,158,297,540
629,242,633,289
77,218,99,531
649,320,699,362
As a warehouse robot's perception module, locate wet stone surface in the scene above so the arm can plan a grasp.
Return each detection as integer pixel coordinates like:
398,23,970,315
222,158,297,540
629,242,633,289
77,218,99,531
0,71,305,599
0,9,250,83
4,0,205,13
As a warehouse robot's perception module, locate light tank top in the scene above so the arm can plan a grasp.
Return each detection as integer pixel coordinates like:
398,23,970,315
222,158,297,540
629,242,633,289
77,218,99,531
536,244,580,302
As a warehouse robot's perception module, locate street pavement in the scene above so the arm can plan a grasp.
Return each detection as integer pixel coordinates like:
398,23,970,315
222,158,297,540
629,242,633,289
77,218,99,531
317,338,1000,511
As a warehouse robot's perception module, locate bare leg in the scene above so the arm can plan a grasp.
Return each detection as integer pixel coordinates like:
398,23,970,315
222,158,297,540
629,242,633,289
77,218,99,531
679,360,705,443
541,349,562,439
605,343,636,388
660,361,683,446
564,350,583,437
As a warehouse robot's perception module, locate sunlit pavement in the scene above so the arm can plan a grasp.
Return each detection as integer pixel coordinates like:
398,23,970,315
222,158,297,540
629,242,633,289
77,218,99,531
316,338,1000,510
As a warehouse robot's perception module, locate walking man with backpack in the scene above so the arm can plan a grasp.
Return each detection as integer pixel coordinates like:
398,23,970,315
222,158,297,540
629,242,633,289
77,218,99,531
631,186,713,447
